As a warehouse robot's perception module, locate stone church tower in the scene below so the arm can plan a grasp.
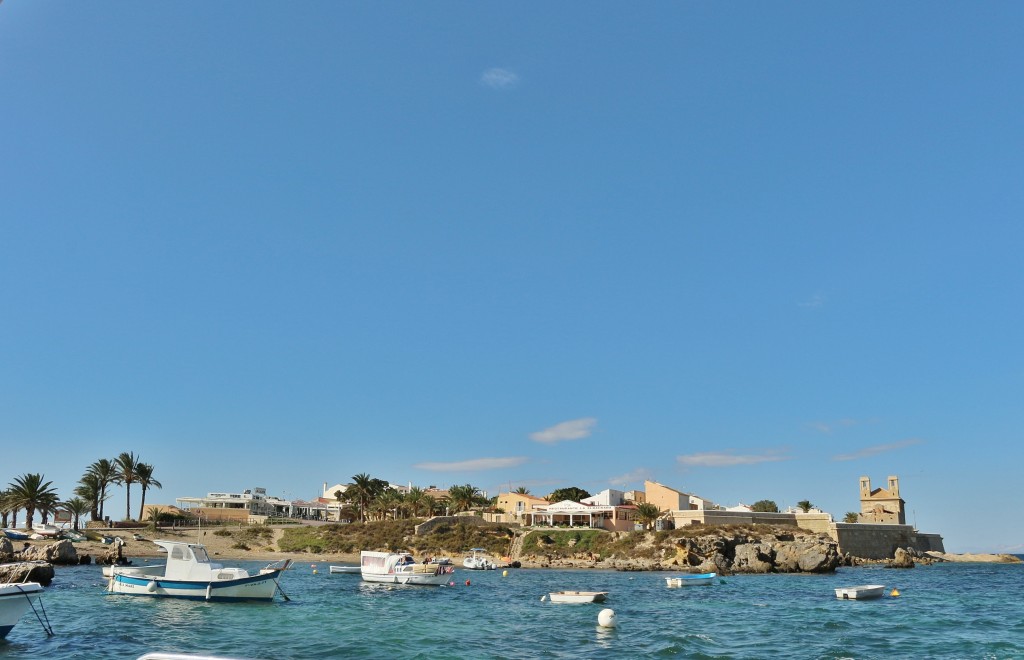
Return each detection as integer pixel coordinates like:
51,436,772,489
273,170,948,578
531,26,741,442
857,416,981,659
858,475,906,524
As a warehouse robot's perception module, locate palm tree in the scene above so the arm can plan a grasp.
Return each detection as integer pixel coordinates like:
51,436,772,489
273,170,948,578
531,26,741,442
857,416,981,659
75,473,104,521
513,486,531,495
62,498,91,531
843,511,860,523
447,484,484,513
796,500,814,513
114,452,142,520
87,459,117,521
7,473,58,530
344,473,388,522
37,491,61,524
136,463,163,521
635,502,664,530
404,486,430,518
0,489,14,528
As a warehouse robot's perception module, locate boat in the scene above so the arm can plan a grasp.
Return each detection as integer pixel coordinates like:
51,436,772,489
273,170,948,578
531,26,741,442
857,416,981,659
462,548,497,570
665,572,717,587
2,529,29,541
835,584,886,600
359,551,455,585
547,591,609,604
60,530,87,542
106,539,290,601
328,565,361,574
0,582,45,639
31,523,61,538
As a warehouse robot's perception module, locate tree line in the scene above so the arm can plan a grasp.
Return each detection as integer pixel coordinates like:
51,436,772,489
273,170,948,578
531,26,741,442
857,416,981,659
1,451,162,531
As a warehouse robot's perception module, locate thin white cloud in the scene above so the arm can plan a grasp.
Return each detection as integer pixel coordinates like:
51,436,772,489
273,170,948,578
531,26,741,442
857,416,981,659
808,418,863,434
481,67,519,89
799,293,827,308
530,417,597,444
676,450,789,468
832,438,923,461
414,456,528,471
609,468,653,487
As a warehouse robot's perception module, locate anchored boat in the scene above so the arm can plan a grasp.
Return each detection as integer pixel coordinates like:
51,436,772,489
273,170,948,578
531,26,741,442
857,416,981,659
360,551,454,585
0,582,45,639
106,539,290,601
665,572,717,587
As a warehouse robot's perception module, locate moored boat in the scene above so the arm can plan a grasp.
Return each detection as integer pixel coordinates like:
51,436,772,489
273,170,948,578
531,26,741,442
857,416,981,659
2,529,29,541
665,572,717,587
328,565,360,574
547,591,608,604
0,582,45,639
107,539,290,601
462,548,497,570
835,584,886,600
360,551,454,585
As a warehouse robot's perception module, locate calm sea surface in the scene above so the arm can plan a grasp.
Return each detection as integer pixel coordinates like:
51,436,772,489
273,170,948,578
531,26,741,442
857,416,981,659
2,559,1023,659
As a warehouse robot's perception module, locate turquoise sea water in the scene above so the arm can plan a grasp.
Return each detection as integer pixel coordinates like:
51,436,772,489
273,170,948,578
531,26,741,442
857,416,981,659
2,559,1023,659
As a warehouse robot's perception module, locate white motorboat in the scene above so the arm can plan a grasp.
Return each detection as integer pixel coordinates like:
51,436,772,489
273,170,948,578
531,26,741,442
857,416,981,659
665,572,717,587
31,523,61,538
107,539,290,601
328,565,361,574
834,584,886,600
462,548,497,570
360,551,454,586
547,591,608,604
0,582,45,639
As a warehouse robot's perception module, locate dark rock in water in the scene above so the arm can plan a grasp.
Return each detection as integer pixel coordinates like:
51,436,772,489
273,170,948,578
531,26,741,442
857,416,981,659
0,561,55,586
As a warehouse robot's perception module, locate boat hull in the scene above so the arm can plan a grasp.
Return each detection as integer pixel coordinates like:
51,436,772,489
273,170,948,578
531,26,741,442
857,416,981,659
835,585,886,600
0,583,43,639
548,591,608,604
108,569,283,601
328,565,361,574
360,567,453,586
666,572,717,587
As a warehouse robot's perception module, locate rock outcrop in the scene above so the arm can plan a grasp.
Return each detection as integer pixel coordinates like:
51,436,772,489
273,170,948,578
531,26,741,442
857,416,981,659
0,536,13,563
887,547,915,569
0,561,55,586
19,539,79,565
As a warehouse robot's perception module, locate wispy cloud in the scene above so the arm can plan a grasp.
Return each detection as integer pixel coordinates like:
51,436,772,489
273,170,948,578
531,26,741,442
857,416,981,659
530,417,597,444
832,438,923,461
609,468,653,488
414,456,528,471
799,293,827,308
808,418,862,434
481,67,519,89
677,450,789,468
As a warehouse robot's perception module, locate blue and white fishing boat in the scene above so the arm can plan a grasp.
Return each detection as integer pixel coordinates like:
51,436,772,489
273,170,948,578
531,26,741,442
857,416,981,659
106,539,290,601
665,572,717,587
2,529,30,541
0,581,44,638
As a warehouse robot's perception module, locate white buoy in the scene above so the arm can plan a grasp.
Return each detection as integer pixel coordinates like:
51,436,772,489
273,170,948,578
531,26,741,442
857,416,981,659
598,608,616,628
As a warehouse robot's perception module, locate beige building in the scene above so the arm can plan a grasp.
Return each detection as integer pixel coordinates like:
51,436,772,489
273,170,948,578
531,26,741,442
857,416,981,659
858,475,906,524
644,480,717,513
496,492,549,523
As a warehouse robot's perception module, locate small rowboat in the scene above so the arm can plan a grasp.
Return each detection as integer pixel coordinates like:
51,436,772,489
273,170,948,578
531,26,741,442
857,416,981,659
547,591,608,604
328,565,360,574
665,572,716,587
834,584,886,600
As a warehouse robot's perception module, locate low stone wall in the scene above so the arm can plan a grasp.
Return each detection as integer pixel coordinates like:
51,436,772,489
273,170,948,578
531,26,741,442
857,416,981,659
668,510,833,534
829,523,944,559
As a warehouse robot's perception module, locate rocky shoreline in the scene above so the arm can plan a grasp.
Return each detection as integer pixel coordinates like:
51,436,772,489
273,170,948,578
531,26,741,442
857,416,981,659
2,528,1018,584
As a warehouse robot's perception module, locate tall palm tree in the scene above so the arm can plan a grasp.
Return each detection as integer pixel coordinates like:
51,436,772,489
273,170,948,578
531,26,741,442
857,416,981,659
797,500,814,513
37,491,61,524
405,486,430,518
7,473,58,530
87,459,117,521
74,473,103,521
114,452,142,520
0,489,14,528
344,473,388,523
513,486,531,495
135,463,163,521
62,498,91,531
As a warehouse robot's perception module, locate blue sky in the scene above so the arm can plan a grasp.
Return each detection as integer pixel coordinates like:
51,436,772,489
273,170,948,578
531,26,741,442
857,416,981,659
2,2,1021,553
